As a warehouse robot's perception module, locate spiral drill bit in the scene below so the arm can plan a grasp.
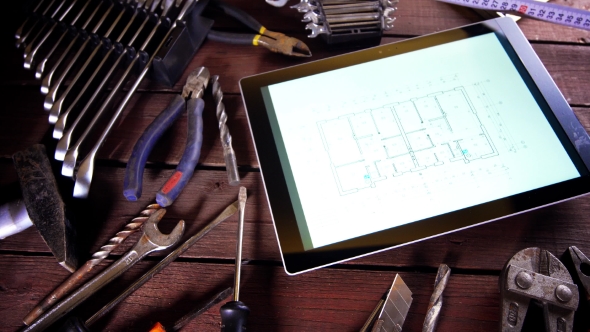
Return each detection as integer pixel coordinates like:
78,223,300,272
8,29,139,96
422,264,451,332
22,204,161,326
211,75,240,186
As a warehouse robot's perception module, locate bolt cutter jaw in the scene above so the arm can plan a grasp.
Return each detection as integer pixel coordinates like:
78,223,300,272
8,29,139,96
182,67,211,99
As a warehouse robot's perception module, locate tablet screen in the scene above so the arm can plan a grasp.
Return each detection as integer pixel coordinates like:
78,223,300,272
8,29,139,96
240,17,590,274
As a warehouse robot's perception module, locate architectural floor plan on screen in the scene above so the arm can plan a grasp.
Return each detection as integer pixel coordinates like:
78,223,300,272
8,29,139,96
318,86,512,195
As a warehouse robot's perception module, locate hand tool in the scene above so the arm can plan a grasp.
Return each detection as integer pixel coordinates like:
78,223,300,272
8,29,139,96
291,0,317,13
500,247,578,332
211,75,240,186
65,199,239,330
15,0,50,40
149,287,233,332
64,0,198,199
437,0,590,31
563,246,590,301
39,0,110,95
47,0,130,121
22,203,160,325
422,264,450,332
1,144,80,272
266,0,290,7
123,67,209,207
33,0,93,78
22,0,76,65
53,0,160,144
43,0,119,111
22,208,185,332
220,187,249,332
16,0,58,48
207,0,312,57
359,274,413,332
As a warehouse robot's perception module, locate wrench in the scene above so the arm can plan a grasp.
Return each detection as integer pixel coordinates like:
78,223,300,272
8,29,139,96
16,0,58,48
15,0,49,40
48,0,130,123
52,0,150,133
305,22,328,37
21,209,185,332
34,0,93,78
291,0,317,13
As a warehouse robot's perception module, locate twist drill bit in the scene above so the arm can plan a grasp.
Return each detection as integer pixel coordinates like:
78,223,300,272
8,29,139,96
422,264,451,332
22,204,161,326
211,75,240,186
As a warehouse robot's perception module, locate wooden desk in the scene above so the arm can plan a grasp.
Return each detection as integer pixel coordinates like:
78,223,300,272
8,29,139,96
0,1,589,331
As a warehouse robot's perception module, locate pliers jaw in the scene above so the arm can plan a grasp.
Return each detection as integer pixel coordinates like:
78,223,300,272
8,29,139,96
258,30,312,57
500,247,578,332
564,246,590,301
182,67,211,99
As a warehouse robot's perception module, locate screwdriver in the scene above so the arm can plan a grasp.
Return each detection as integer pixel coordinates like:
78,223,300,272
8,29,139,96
220,187,249,332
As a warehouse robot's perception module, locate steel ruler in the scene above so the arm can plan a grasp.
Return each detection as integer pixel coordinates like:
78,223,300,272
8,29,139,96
437,0,590,31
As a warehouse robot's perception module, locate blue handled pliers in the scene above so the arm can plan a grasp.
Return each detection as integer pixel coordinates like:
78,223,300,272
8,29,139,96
123,67,210,207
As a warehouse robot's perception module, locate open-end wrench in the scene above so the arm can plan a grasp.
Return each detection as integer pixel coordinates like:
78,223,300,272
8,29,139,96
40,0,109,95
43,1,118,111
305,22,328,37
55,0,162,158
51,0,150,130
47,0,130,122
64,0,195,199
16,0,58,48
33,0,93,78
16,0,49,40
21,209,185,332
291,0,317,13
23,0,75,64
23,0,78,69
323,1,380,13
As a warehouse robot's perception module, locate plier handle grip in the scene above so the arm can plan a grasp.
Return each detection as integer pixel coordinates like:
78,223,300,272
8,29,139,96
123,67,210,207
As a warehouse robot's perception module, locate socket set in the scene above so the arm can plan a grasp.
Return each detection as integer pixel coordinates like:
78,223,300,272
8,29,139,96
291,0,399,46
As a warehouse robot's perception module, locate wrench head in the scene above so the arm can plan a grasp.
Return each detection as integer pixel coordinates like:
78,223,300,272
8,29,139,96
143,209,185,249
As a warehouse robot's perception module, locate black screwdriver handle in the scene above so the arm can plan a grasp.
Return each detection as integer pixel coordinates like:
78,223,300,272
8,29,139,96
220,300,250,332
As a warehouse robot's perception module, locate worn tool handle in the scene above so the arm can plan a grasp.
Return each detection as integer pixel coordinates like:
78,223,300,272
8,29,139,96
220,301,249,332
156,98,205,207
123,94,186,201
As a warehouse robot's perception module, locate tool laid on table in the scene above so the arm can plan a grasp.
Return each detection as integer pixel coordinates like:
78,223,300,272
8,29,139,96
359,274,413,332
22,209,185,332
564,246,590,302
22,203,161,325
149,287,234,332
0,144,79,272
500,247,579,332
123,67,209,207
206,0,312,57
437,0,590,31
287,0,399,46
54,199,239,331
422,264,451,332
220,187,249,332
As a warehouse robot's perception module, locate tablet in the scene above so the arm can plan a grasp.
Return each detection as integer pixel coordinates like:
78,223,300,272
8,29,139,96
240,17,590,275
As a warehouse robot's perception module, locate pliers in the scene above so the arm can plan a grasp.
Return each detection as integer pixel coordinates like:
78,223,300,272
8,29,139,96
499,247,579,332
207,0,312,57
123,67,210,207
564,246,590,301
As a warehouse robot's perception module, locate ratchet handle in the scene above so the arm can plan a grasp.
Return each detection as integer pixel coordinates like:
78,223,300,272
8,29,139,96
123,95,185,201
156,98,205,207
220,301,249,332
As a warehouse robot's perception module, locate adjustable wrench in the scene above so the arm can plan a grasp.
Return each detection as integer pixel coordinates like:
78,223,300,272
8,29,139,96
22,209,185,332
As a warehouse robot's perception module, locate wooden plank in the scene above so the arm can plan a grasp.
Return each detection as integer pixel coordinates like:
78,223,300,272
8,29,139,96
0,256,501,332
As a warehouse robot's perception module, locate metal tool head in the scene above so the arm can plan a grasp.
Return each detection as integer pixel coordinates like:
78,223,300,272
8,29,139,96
305,22,328,38
182,67,210,99
266,0,290,7
142,209,185,249
500,247,578,332
73,152,95,198
566,246,590,299
261,30,312,57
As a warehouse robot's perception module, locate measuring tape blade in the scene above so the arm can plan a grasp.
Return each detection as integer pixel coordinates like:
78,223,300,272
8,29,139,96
437,0,590,31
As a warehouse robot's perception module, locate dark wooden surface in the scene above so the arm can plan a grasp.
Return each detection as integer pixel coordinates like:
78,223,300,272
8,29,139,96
1,0,590,331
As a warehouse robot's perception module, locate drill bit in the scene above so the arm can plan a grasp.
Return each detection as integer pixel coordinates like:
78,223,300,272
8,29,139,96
211,75,240,186
422,264,451,332
22,204,161,326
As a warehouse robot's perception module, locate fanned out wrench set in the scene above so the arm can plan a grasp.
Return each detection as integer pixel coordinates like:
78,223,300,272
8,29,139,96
15,0,214,199
290,0,400,45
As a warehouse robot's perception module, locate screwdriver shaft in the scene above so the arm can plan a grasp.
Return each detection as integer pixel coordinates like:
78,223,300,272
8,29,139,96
234,187,247,301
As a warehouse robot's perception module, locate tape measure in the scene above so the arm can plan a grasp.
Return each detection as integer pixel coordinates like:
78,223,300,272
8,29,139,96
437,0,590,31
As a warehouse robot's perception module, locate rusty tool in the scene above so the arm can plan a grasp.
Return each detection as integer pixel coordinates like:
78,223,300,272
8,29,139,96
0,144,79,272
500,247,579,332
22,203,160,325
211,75,240,186
564,246,590,301
422,264,450,332
22,209,185,332
360,274,413,332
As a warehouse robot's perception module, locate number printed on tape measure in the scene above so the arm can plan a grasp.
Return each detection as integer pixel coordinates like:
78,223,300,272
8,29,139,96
438,0,590,31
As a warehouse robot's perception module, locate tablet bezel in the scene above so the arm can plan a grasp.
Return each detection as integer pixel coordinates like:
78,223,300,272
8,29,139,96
240,17,590,275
